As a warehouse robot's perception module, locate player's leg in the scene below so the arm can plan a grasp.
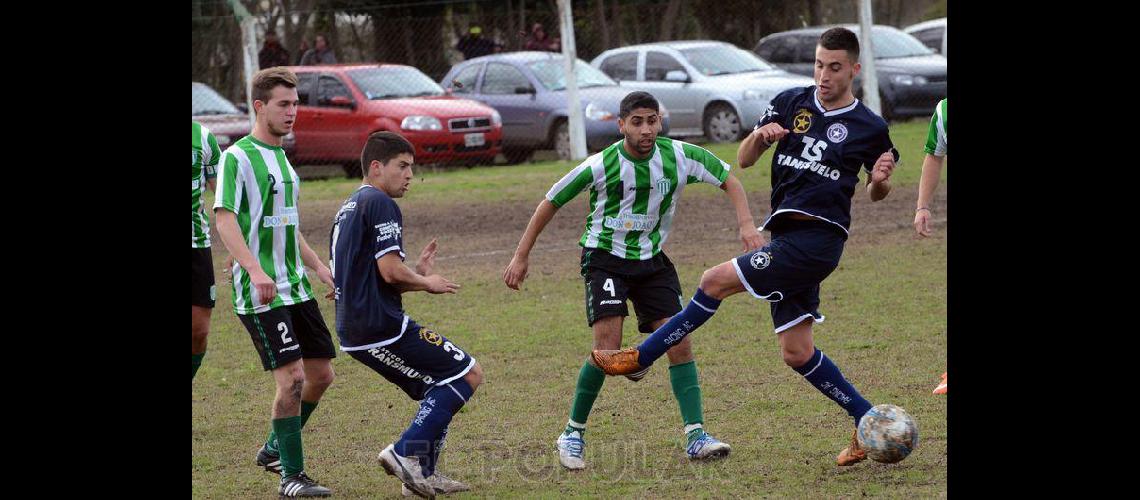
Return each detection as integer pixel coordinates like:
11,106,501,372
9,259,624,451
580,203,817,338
593,260,747,374
775,302,873,467
260,300,337,469
239,308,331,496
191,305,211,379
191,247,216,380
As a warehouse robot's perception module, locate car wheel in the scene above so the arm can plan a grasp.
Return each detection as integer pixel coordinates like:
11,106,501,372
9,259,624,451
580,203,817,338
503,147,534,165
703,103,742,143
342,161,362,178
554,121,571,161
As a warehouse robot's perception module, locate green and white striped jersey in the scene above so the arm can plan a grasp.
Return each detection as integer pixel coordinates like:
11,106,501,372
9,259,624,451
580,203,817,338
192,122,220,248
546,136,731,260
213,135,314,314
924,98,947,157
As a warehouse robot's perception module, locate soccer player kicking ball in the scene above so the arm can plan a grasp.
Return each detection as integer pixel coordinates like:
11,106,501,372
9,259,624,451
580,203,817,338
214,67,337,497
593,27,898,467
503,91,763,469
330,131,483,498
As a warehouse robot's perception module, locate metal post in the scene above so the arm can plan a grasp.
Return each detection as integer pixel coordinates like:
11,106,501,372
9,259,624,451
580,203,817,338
558,0,588,161
858,0,882,116
227,0,259,127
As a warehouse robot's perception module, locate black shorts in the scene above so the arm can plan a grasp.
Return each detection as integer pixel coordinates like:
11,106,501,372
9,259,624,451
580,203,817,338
191,247,216,308
238,299,337,371
581,248,684,333
345,325,477,401
732,219,846,334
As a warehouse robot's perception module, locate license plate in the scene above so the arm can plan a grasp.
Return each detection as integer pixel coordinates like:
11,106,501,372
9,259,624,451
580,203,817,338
464,133,485,147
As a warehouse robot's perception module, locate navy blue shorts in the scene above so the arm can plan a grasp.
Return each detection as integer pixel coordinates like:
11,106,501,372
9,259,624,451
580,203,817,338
731,219,846,334
345,323,476,401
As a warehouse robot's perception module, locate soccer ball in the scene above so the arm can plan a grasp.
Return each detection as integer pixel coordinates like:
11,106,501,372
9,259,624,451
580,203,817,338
856,404,918,463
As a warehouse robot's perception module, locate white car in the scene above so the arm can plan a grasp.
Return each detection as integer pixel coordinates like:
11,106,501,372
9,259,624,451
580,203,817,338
591,41,813,143
904,18,946,57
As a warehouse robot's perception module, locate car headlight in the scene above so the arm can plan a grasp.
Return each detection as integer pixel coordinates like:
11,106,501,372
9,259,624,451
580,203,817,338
490,109,502,126
400,115,443,131
584,102,615,121
743,89,765,100
890,74,927,86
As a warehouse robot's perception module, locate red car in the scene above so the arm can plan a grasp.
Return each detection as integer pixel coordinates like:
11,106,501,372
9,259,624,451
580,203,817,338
289,64,503,176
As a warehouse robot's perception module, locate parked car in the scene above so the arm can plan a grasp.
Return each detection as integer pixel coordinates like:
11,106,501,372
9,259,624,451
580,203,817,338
192,81,295,155
288,64,503,176
591,40,813,143
754,24,946,120
904,17,946,57
440,51,668,164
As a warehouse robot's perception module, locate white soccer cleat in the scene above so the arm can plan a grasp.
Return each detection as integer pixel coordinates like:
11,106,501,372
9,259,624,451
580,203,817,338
686,432,731,460
379,443,435,499
556,431,586,470
401,473,471,496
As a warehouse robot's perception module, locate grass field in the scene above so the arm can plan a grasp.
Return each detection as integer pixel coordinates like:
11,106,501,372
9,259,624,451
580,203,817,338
193,120,947,498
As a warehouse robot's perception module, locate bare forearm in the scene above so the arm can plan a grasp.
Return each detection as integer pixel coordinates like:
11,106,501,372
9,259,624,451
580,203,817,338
721,175,756,228
379,259,431,292
214,211,264,274
513,199,558,259
737,131,769,169
868,179,891,202
297,232,328,272
916,154,944,209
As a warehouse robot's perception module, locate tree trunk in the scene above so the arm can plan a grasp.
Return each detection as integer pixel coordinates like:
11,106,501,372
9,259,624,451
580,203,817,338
659,0,681,41
594,0,610,50
611,1,624,46
807,0,823,25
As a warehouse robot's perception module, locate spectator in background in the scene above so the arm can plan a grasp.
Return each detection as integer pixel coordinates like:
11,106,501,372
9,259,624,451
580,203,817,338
299,34,337,65
524,23,559,52
456,26,495,60
295,38,310,65
258,31,290,69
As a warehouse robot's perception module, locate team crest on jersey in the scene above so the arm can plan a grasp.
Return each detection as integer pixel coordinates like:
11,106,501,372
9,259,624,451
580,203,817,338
793,109,813,133
750,251,771,270
420,329,443,346
192,149,199,165
656,178,671,194
827,123,848,143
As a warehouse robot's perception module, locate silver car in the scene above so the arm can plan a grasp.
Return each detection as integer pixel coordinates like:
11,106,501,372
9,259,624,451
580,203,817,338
591,40,813,143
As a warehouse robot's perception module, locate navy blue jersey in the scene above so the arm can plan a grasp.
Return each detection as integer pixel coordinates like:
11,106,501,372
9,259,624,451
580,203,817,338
330,185,418,350
755,86,897,235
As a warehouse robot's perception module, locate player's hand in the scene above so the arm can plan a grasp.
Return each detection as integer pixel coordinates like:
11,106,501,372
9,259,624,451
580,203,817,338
250,269,277,305
871,151,895,184
753,123,790,147
416,238,438,276
224,256,235,284
315,265,335,299
503,255,529,290
740,224,765,252
424,274,460,294
914,209,932,238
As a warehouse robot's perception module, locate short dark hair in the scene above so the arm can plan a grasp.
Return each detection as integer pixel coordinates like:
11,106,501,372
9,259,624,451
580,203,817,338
251,67,298,105
619,91,659,119
361,131,415,172
819,27,860,62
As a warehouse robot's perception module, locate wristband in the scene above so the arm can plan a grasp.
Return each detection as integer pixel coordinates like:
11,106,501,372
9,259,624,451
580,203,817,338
916,207,930,213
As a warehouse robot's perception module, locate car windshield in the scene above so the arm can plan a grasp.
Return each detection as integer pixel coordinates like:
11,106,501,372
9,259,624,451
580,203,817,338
858,26,935,58
347,67,446,99
527,59,615,91
192,82,241,115
680,45,775,76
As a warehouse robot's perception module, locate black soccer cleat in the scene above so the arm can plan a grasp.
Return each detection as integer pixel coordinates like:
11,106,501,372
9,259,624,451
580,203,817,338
279,472,331,497
256,444,283,475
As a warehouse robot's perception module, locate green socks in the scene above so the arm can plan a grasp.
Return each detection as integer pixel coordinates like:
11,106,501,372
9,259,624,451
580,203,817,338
272,416,304,477
670,360,705,444
266,401,319,454
566,361,606,435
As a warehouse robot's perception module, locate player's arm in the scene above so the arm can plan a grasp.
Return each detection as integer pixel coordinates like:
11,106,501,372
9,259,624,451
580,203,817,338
377,252,458,294
503,199,559,290
297,231,334,293
204,129,220,193
867,131,898,202
718,174,764,251
914,153,944,237
214,209,277,304
738,124,788,169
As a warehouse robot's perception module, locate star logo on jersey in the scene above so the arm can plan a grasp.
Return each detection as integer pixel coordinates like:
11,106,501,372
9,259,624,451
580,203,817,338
749,251,771,270
793,109,813,133
827,123,848,143
420,329,444,346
